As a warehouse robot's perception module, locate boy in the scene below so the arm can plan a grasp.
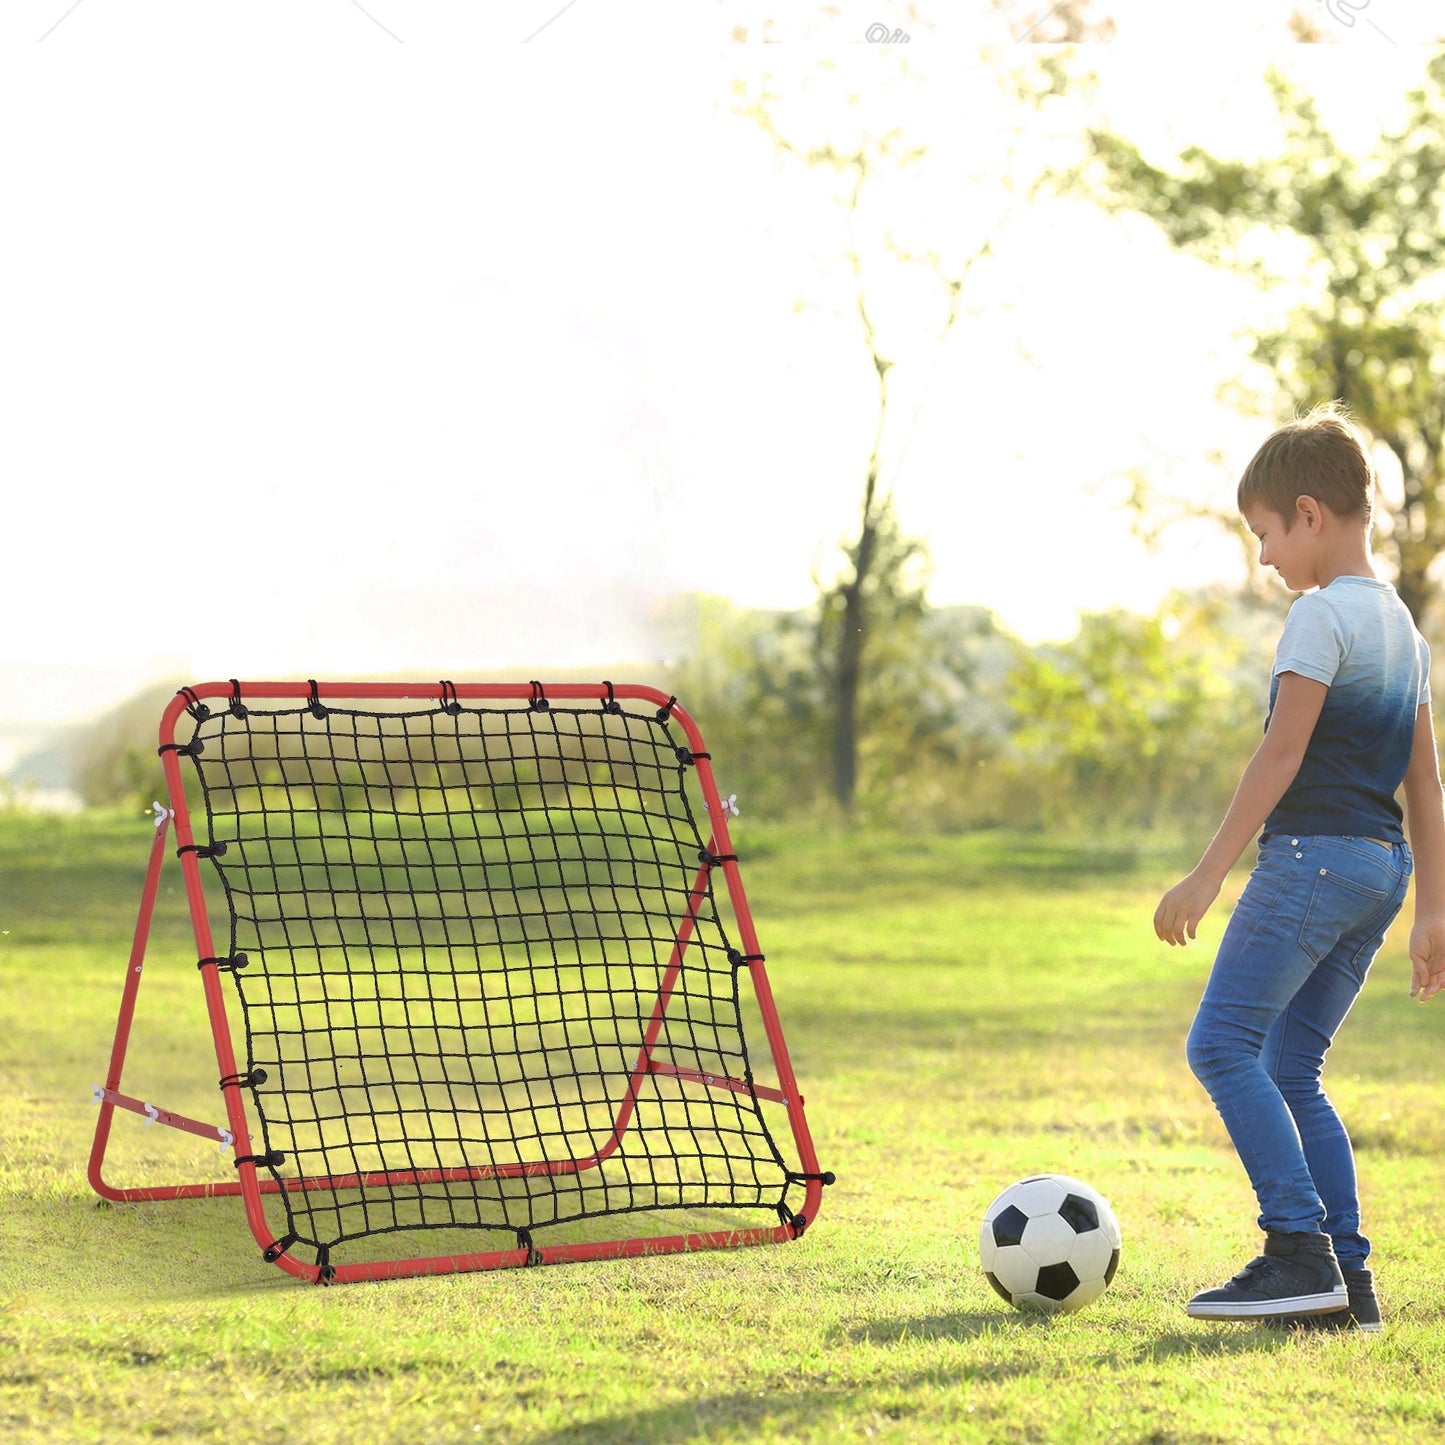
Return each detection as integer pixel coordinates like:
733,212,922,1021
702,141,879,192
1154,401,1445,1331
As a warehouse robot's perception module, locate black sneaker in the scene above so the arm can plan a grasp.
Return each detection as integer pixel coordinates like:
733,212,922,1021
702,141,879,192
1265,1264,1383,1334
1187,1231,1347,1321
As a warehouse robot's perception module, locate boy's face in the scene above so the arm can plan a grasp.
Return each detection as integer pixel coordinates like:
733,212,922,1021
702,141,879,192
1242,502,1315,592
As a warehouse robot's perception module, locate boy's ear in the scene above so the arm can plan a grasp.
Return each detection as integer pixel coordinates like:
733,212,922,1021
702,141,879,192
1295,494,1324,532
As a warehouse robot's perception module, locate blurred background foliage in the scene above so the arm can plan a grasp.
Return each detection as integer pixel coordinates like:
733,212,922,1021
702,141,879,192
54,579,1279,839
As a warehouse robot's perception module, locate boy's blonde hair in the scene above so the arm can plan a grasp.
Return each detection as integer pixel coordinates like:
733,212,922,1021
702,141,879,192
1237,401,1374,527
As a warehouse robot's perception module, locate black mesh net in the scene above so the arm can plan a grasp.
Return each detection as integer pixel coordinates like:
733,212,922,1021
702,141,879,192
170,689,803,1268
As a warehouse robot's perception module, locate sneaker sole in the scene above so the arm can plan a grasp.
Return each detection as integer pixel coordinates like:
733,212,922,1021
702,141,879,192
1187,1290,1348,1320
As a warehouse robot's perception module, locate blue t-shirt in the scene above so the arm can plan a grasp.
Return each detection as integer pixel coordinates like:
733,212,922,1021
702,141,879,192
1261,575,1431,844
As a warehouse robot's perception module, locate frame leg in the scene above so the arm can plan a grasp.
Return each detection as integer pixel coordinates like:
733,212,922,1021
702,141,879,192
89,808,174,1201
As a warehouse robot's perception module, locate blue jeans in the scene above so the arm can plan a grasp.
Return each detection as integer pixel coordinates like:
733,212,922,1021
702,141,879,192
1186,834,1411,1264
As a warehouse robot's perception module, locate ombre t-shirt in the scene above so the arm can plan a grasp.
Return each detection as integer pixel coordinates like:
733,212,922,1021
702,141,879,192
1261,575,1431,845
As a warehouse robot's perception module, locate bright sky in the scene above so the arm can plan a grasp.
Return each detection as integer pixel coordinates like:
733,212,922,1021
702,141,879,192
2,0,1442,754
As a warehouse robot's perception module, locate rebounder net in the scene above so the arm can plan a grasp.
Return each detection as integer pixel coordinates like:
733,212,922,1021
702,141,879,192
109,680,827,1281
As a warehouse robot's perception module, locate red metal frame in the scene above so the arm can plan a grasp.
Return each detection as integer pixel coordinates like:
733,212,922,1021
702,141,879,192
89,680,828,1283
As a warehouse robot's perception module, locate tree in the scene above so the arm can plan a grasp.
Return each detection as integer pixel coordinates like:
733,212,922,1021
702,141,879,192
729,103,965,811
816,506,961,817
809,154,971,813
1006,591,1271,830
1089,55,1445,629
665,584,999,827
731,46,1077,812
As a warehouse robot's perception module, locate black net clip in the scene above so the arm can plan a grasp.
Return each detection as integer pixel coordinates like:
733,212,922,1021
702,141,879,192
262,1231,299,1264
219,1068,267,1090
439,679,462,716
517,1228,544,1267
776,1201,806,1235
600,680,622,715
698,849,738,869
158,740,202,758
314,1244,335,1285
788,1169,837,1187
178,841,227,860
198,952,249,973
228,679,249,719
528,681,550,712
675,747,710,766
177,687,211,723
655,694,677,722
726,949,765,970
235,1149,285,1171
306,679,329,719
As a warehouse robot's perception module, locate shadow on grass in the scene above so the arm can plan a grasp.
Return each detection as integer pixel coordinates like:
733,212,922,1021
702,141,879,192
847,1310,1296,1355
845,1309,1035,1344
1135,1326,1317,1359
526,1371,985,1445
55,1189,813,1304
32,1194,292,1300
524,1318,1297,1445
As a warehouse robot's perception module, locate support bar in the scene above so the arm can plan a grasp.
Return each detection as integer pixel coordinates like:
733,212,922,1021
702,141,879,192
91,1085,240,1150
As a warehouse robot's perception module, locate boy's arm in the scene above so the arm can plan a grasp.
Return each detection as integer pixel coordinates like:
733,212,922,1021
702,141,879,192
1402,699,1445,1000
1154,671,1327,947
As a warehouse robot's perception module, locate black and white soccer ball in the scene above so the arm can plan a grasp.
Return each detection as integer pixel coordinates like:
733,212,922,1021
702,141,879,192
979,1173,1121,1313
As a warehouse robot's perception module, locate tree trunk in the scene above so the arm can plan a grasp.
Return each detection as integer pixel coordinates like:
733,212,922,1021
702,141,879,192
831,469,882,813
831,578,862,811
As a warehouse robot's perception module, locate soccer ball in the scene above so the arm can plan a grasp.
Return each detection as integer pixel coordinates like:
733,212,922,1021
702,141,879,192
979,1173,1121,1313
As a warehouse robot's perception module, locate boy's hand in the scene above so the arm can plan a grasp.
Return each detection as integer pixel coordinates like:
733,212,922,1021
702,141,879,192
1409,917,1445,1000
1154,870,1222,947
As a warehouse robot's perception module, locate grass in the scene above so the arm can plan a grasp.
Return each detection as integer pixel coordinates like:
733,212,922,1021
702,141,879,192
3,810,1445,1442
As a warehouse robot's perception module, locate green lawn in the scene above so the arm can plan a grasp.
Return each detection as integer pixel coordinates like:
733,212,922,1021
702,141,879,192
3,811,1444,1443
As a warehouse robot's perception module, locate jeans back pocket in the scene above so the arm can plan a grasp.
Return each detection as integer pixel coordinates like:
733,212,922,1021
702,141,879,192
1298,865,1392,965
